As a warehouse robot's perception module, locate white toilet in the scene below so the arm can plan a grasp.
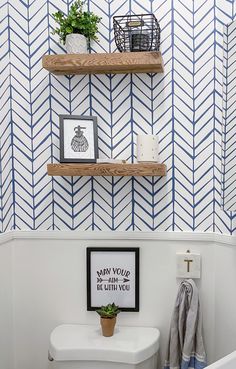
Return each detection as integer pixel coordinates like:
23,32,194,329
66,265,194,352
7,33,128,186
48,324,160,369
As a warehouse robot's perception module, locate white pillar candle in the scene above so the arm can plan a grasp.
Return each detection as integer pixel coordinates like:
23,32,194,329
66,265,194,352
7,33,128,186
137,135,159,163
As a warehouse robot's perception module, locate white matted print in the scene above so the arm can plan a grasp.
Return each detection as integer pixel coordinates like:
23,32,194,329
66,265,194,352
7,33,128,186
59,115,98,163
87,248,139,311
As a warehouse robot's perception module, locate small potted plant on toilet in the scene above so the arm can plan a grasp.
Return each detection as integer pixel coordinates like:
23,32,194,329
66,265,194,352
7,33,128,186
96,303,120,337
52,0,101,54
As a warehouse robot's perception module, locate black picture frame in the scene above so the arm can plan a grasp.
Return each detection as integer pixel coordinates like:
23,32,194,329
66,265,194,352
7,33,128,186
59,115,98,163
87,247,139,312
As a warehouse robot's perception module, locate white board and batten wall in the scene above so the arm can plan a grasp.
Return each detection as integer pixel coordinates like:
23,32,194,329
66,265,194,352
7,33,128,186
0,231,236,369
0,235,13,369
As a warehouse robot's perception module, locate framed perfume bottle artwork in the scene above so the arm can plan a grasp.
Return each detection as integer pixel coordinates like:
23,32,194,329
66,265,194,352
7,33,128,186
59,115,98,163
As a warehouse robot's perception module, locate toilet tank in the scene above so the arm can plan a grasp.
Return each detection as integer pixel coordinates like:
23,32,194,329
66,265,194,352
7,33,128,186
48,324,160,369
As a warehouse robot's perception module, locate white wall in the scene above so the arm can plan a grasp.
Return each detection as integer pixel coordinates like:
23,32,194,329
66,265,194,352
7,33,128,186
214,242,236,360
11,232,217,369
0,231,235,369
0,239,13,369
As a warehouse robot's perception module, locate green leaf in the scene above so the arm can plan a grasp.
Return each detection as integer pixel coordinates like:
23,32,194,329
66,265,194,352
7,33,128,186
66,26,73,34
51,0,102,43
96,303,120,318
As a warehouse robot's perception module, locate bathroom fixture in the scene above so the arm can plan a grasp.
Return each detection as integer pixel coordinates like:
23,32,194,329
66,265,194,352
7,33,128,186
176,251,201,279
206,351,236,368
48,324,160,369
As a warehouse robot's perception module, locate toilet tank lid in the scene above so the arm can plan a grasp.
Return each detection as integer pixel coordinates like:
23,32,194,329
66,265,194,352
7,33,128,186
49,324,160,364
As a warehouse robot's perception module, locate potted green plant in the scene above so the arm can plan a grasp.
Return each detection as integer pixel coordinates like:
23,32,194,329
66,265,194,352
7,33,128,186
96,303,120,337
52,0,101,54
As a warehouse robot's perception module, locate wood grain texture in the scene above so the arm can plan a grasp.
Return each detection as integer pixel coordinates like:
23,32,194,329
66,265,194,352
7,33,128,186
47,163,167,177
42,52,164,75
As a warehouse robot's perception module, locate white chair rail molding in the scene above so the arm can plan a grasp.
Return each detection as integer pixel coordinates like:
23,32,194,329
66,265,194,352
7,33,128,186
0,0,236,369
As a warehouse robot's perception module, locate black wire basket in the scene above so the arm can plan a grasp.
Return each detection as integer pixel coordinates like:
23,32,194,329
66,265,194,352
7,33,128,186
113,14,161,53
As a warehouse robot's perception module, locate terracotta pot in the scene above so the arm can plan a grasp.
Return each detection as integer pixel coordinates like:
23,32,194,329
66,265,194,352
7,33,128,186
100,317,116,337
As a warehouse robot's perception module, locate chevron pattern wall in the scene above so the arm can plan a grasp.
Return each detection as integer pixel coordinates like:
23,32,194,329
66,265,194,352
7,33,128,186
215,1,236,234
222,20,236,212
0,0,13,232
0,0,235,234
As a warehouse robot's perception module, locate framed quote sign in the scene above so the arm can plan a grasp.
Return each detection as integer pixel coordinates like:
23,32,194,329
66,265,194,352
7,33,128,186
87,247,139,312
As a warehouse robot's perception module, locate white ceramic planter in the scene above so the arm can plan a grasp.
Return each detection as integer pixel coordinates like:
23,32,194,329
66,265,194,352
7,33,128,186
65,34,88,54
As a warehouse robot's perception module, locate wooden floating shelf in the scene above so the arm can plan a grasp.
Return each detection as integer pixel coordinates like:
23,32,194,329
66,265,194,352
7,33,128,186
47,163,167,177
42,51,164,75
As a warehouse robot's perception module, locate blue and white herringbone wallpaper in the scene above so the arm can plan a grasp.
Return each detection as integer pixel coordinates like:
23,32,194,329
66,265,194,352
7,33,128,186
222,20,236,212
0,0,235,233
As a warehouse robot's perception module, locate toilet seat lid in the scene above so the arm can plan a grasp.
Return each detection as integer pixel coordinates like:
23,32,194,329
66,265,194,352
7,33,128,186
49,324,160,364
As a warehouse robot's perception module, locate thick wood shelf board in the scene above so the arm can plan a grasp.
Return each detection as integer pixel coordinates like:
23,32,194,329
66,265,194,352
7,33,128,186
47,163,167,177
42,51,164,75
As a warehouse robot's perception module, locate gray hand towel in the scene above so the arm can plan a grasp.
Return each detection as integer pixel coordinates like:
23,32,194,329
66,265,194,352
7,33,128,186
164,279,207,369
